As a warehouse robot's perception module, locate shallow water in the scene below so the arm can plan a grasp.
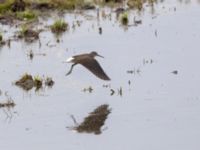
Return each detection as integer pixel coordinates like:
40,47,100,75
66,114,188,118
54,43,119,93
1,1,200,150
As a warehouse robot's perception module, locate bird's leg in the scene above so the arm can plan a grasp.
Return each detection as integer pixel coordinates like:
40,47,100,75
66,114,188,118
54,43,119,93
66,63,76,76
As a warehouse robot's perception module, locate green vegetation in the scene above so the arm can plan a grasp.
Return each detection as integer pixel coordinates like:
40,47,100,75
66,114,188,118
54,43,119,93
16,9,37,20
127,0,157,10
0,0,14,14
34,75,43,89
50,19,68,33
19,24,28,36
120,12,129,25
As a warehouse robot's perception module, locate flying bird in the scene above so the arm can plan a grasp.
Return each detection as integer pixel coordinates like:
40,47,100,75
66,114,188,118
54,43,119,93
65,51,110,81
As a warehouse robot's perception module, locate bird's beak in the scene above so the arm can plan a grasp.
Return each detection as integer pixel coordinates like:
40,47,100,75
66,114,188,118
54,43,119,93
97,54,104,58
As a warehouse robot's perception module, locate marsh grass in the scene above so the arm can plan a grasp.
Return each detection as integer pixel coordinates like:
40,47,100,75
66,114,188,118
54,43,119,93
50,19,68,33
120,12,129,25
0,0,14,14
16,9,37,20
127,0,157,10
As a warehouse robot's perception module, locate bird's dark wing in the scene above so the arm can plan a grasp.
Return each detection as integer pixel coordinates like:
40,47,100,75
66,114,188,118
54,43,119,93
80,58,111,80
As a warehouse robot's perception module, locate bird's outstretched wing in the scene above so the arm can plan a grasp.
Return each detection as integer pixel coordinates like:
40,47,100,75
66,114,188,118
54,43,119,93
80,58,110,80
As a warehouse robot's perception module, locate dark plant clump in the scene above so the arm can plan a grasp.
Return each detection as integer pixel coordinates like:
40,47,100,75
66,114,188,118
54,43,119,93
50,19,68,34
15,73,55,91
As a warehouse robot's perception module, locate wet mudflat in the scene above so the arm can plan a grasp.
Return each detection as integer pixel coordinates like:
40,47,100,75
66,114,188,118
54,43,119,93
1,0,200,150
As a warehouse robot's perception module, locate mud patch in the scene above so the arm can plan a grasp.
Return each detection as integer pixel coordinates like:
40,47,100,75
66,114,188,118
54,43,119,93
71,104,111,134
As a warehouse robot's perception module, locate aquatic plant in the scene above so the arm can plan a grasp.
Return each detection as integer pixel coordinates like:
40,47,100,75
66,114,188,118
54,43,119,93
19,25,39,41
50,19,68,33
120,12,129,25
15,73,34,91
127,0,157,10
0,0,15,14
16,9,37,20
34,75,43,90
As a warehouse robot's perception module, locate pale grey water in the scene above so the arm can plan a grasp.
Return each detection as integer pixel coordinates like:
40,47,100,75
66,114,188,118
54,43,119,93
0,1,200,150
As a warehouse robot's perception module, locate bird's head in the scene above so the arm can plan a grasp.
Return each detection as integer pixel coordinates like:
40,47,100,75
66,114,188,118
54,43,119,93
90,51,104,58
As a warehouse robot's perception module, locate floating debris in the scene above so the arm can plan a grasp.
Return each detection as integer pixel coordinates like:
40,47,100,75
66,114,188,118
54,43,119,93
155,29,157,37
118,87,122,96
110,89,115,96
143,59,153,65
128,80,131,85
127,68,141,75
98,27,102,34
28,50,34,60
172,70,178,75
82,86,93,93
134,17,142,25
0,100,15,108
72,104,111,134
103,84,111,88
45,77,54,87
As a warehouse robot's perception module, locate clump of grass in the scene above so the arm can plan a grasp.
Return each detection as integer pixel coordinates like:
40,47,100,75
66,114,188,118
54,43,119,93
19,24,28,36
15,73,34,91
15,73,55,91
33,75,42,90
18,25,39,41
120,12,129,25
16,9,37,20
0,0,15,14
50,19,68,33
127,0,143,10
